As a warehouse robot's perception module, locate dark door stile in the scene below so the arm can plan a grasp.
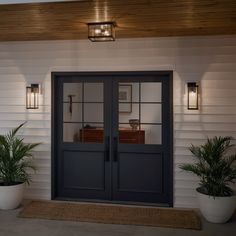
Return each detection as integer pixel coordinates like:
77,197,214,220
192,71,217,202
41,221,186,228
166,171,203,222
52,71,173,206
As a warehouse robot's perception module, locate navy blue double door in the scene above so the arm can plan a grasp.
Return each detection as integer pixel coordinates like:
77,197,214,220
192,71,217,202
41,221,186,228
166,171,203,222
52,71,173,206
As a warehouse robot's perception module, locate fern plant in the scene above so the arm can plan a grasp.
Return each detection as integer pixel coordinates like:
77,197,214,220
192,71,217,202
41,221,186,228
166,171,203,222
180,136,236,197
0,123,40,186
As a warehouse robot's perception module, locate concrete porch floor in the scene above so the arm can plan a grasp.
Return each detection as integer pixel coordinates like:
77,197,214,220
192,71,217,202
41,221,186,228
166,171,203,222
0,204,235,236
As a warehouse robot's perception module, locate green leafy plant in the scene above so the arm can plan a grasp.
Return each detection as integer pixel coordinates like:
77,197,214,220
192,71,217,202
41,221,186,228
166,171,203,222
180,136,236,197
0,123,40,186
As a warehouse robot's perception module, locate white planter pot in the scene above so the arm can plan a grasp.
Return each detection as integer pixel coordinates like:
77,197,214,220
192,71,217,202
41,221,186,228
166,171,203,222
197,189,236,223
0,183,25,210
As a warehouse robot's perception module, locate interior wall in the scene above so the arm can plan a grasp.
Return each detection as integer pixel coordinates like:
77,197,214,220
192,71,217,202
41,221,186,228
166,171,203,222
0,35,236,207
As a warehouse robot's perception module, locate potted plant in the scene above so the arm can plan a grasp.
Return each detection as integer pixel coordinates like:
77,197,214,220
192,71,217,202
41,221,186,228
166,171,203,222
0,123,40,210
180,136,236,223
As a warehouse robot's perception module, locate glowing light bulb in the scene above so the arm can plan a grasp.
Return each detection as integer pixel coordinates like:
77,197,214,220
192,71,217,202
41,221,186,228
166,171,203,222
95,28,101,35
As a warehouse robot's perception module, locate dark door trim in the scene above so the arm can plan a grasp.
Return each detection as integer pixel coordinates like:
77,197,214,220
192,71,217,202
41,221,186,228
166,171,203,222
51,71,173,206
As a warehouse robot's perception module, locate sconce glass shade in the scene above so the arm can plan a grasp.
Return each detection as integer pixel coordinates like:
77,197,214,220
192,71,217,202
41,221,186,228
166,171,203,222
187,82,199,110
26,84,39,109
88,22,115,42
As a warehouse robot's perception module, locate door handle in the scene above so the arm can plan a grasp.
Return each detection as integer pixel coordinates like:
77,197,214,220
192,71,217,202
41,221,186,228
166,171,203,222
113,137,118,162
105,136,110,162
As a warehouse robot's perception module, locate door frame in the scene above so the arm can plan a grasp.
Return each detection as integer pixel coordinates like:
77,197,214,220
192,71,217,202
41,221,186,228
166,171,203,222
51,71,173,206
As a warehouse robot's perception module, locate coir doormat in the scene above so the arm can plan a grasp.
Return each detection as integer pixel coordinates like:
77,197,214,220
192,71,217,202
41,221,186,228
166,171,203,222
19,200,201,230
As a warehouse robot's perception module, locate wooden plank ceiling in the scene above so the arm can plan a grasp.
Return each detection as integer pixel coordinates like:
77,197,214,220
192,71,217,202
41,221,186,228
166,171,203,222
0,0,236,41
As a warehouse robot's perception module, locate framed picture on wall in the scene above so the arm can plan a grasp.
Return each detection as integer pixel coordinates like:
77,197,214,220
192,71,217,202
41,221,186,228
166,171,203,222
119,84,132,113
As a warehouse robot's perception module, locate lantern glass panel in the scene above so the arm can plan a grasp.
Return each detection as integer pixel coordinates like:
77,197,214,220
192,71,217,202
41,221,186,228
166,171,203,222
187,83,198,110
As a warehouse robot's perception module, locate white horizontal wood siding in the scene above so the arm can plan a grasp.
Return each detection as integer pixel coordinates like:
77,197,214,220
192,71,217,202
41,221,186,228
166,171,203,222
0,35,236,207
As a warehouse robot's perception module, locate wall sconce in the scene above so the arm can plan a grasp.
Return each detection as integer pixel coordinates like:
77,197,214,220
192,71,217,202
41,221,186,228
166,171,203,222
26,84,40,109
88,22,116,42
187,82,199,110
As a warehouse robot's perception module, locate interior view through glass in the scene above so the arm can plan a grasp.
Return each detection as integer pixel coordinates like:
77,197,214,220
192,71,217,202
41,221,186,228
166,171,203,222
63,82,162,145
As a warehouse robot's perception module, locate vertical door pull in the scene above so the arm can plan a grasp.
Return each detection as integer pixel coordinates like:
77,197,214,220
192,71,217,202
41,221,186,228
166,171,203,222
105,136,110,162
113,137,118,162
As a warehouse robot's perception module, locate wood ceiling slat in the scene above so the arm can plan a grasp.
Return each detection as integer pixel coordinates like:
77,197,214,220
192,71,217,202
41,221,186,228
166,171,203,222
0,0,235,41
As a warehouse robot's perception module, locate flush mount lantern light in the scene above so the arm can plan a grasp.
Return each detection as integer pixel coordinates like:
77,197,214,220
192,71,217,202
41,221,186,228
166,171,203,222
88,22,116,42
187,82,199,110
26,84,40,109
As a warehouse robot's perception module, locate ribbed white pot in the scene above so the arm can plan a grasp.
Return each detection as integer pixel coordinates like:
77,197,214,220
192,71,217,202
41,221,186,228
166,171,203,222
0,183,25,210
197,189,236,223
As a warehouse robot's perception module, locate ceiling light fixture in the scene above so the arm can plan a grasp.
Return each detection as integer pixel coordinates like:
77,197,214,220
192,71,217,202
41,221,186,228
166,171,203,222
88,22,116,42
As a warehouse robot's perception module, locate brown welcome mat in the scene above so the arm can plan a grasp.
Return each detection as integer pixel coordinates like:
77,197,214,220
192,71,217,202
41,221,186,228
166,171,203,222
19,200,201,230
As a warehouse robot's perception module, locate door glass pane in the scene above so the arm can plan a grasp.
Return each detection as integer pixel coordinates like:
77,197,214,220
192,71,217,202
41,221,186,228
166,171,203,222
84,103,103,123
118,81,162,145
141,82,162,102
63,123,83,142
63,103,82,122
119,104,139,123
119,84,132,114
80,123,104,143
118,124,145,144
84,83,103,102
63,83,82,102
141,104,162,123
141,124,162,144
119,82,139,103
63,82,104,143
118,123,162,144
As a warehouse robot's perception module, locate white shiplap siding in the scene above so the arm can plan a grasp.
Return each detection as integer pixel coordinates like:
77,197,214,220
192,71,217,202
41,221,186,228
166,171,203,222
0,35,236,207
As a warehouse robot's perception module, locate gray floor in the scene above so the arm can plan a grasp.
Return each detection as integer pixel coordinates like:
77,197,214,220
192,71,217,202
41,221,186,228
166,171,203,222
0,203,235,236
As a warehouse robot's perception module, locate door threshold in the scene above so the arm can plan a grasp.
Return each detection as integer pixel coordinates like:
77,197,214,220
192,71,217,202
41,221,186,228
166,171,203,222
52,197,171,208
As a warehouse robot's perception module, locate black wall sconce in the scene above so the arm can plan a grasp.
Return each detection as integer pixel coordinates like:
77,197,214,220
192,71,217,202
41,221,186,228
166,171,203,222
26,84,40,109
187,82,199,110
88,22,116,42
